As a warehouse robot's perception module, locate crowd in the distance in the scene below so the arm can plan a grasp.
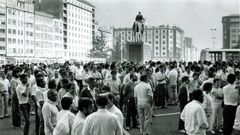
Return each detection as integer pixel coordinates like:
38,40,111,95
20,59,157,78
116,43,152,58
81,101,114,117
0,60,239,135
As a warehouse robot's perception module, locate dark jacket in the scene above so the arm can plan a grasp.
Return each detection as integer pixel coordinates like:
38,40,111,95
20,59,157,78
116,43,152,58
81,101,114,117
178,83,188,108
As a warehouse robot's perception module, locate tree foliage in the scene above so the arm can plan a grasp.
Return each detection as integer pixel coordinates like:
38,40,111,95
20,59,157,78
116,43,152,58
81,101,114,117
89,31,110,58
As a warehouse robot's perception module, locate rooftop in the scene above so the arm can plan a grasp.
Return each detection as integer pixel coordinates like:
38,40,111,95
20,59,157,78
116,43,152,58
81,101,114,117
223,14,240,18
77,0,95,8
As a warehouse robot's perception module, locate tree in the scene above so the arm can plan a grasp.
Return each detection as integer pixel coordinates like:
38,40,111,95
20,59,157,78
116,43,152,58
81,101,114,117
89,31,110,59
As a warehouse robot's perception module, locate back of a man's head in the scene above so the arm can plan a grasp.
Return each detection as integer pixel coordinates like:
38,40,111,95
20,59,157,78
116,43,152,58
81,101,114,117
227,74,236,84
78,98,93,111
61,97,73,110
96,95,109,108
192,89,203,103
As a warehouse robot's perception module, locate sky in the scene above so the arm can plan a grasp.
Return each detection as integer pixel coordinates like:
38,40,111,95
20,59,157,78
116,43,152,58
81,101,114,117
89,0,240,51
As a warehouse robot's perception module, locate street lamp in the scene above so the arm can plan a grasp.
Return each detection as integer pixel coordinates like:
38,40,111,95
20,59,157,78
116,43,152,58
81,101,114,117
210,28,217,49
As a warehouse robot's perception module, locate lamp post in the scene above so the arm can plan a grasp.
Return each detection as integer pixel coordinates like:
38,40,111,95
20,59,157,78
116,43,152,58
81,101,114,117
210,28,217,49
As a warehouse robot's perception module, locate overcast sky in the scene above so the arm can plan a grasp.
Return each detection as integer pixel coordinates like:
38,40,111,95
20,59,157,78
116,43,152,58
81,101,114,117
90,0,240,51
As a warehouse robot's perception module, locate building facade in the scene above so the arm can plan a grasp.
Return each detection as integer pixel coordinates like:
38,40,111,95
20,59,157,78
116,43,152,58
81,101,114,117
0,0,6,64
34,11,64,62
6,0,35,63
113,25,184,62
222,14,240,49
35,0,95,61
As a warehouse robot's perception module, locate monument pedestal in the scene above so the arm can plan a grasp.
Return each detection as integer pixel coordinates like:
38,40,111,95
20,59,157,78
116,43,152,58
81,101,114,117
123,42,152,63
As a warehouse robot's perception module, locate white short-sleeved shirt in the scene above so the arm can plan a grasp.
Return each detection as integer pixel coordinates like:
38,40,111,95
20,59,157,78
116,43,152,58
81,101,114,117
134,82,153,103
16,83,29,104
222,84,239,106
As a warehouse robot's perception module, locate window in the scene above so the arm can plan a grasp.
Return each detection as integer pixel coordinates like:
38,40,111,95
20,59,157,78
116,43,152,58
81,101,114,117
162,47,166,50
156,46,158,50
155,41,158,44
13,29,16,35
156,52,159,55
155,35,158,39
162,52,165,55
162,35,165,39
0,38,5,41
8,29,11,34
232,40,237,43
231,29,237,33
155,30,158,33
163,41,165,44
170,35,173,39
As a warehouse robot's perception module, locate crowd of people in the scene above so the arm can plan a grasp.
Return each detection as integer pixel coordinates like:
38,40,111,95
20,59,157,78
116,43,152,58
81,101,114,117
0,60,239,135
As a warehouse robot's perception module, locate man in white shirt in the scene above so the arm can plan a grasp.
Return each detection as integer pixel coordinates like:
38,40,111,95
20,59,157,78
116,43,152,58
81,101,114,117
167,64,178,105
155,65,168,108
54,97,75,135
42,90,58,135
72,98,94,135
0,71,10,119
134,74,153,135
181,89,209,135
222,74,240,135
105,70,121,104
82,94,122,135
16,74,31,135
107,93,124,126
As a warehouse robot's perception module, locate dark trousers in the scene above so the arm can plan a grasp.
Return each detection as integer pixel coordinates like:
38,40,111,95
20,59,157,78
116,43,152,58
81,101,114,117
155,84,166,107
35,105,40,135
38,107,45,135
12,95,21,127
178,104,186,130
19,103,30,135
223,105,237,135
126,97,137,127
75,79,83,92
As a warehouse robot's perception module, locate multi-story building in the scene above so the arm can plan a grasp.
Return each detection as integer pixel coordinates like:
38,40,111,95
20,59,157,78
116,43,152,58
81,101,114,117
113,25,184,62
222,14,240,49
0,0,6,64
35,0,95,61
183,37,199,62
6,0,35,63
34,11,64,62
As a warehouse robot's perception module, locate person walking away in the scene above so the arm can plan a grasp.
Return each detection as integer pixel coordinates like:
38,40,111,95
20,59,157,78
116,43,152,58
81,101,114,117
167,64,178,105
222,74,240,135
181,89,209,135
134,74,153,135
82,94,122,135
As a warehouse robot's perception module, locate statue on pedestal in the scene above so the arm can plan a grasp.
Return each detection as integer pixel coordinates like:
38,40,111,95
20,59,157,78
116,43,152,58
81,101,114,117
132,12,146,42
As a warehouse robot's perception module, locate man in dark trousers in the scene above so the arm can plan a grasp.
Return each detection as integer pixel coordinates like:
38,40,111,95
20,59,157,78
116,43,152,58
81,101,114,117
123,73,139,130
178,76,190,133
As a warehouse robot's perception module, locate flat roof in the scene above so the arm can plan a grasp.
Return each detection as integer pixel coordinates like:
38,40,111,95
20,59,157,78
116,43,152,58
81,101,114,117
77,0,95,7
206,49,240,52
